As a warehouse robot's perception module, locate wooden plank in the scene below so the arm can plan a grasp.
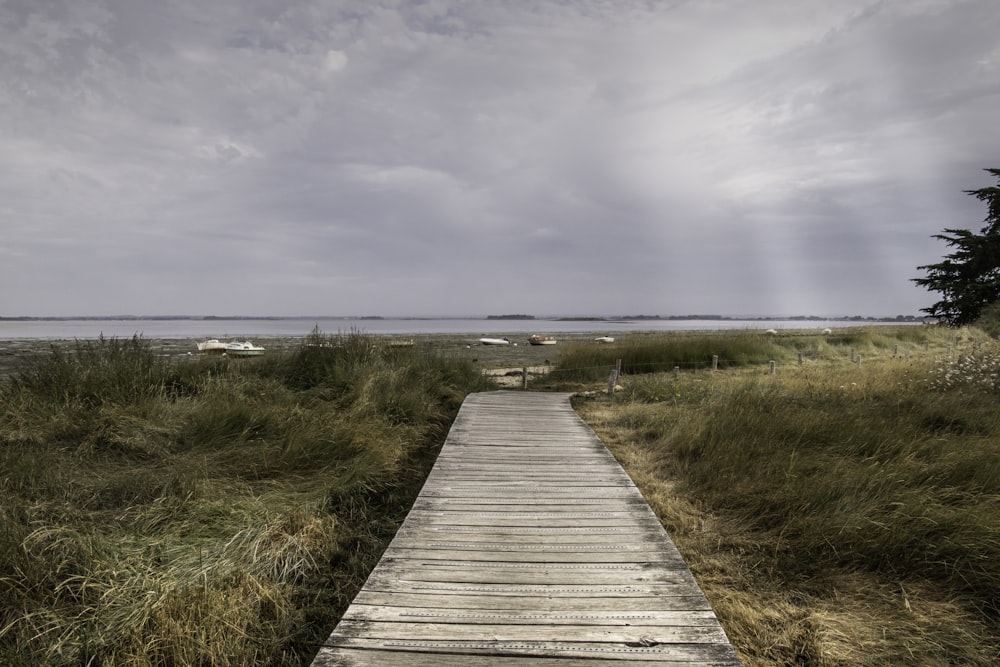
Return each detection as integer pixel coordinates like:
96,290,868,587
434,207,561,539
341,605,723,626
348,591,717,612
355,581,709,599
314,647,740,667
315,638,741,665
310,391,741,666
379,548,683,564
329,619,731,643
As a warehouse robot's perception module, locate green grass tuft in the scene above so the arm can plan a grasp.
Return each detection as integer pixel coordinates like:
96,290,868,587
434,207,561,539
0,331,492,665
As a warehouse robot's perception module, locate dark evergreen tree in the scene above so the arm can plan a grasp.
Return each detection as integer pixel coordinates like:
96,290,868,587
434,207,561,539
914,168,1000,325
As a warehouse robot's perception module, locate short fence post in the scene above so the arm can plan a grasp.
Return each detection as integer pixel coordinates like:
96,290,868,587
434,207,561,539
798,351,803,366
769,360,776,375
607,369,618,396
616,358,622,379
894,344,899,357
712,355,718,371
522,367,528,390
674,366,680,380
850,347,856,363
856,356,862,367
905,348,910,361
948,345,953,359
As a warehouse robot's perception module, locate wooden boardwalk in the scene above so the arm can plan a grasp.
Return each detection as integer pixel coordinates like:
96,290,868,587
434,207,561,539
311,391,741,666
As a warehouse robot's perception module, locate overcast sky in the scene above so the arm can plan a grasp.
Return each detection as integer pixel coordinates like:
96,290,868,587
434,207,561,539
2,0,998,318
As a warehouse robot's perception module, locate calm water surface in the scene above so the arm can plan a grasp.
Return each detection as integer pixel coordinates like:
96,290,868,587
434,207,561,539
0,318,905,340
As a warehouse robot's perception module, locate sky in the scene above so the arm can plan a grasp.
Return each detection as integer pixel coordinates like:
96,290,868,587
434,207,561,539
2,0,998,318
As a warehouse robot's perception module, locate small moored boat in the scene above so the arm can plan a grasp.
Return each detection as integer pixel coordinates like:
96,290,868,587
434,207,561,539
224,341,266,357
528,335,557,346
594,336,615,344
479,337,511,346
197,339,228,354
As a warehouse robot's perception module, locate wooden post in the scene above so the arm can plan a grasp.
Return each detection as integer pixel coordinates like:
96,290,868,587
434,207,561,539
798,351,803,366
712,355,718,371
522,367,528,390
769,360,776,375
616,358,622,379
948,345,953,358
850,347,856,363
607,369,618,396
905,348,910,361
894,344,899,357
856,356,862,366
674,366,680,380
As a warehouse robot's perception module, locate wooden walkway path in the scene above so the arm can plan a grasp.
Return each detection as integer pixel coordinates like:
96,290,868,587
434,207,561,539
311,391,741,666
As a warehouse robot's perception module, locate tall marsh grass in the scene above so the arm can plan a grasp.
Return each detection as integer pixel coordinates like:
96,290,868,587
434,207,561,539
550,330,787,382
574,325,1000,665
0,332,492,665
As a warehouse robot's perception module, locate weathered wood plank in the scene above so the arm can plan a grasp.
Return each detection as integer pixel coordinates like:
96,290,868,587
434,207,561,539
330,619,731,644
315,638,742,665
314,648,739,667
341,605,723,626
362,565,702,588
310,391,741,666
380,547,684,564
348,590,716,612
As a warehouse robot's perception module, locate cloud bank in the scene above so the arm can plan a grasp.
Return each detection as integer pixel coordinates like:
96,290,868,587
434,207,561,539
2,0,998,317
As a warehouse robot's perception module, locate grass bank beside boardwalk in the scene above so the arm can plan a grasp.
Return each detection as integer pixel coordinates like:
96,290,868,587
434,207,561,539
555,326,1000,665
0,332,493,666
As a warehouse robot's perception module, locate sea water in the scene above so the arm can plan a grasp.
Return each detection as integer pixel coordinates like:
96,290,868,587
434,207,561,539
0,317,911,340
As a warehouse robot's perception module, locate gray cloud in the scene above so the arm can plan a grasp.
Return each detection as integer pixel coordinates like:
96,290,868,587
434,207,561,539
2,0,997,317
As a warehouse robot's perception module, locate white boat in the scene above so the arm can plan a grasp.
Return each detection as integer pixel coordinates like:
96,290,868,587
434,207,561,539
528,335,557,345
479,337,511,346
224,341,266,357
197,339,228,354
594,336,615,343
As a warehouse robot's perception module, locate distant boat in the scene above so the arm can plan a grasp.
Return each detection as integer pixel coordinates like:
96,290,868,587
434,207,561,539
479,337,511,346
528,335,557,346
224,341,266,357
196,339,228,354
594,336,615,344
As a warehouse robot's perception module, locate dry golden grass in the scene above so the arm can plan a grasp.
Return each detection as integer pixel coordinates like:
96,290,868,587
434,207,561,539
574,326,1000,666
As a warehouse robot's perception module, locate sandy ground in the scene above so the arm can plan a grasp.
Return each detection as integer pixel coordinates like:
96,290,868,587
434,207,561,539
482,366,553,387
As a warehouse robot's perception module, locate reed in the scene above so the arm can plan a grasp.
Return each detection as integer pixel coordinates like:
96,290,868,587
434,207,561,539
540,325,952,386
0,331,492,665
574,326,1000,665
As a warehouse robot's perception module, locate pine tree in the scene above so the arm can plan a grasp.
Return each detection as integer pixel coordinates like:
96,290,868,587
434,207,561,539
914,168,1000,325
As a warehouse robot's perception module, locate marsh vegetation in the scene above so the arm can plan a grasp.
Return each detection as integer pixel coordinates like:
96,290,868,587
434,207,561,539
4,325,998,665
561,326,1000,665
0,331,492,665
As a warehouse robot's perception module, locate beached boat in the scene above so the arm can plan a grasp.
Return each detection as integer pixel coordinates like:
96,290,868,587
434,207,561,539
594,336,615,344
224,341,266,357
197,339,228,354
527,335,557,345
479,337,511,346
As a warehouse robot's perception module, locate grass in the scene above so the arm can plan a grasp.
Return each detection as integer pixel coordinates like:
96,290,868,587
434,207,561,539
6,324,994,665
569,325,1000,665
0,331,493,666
